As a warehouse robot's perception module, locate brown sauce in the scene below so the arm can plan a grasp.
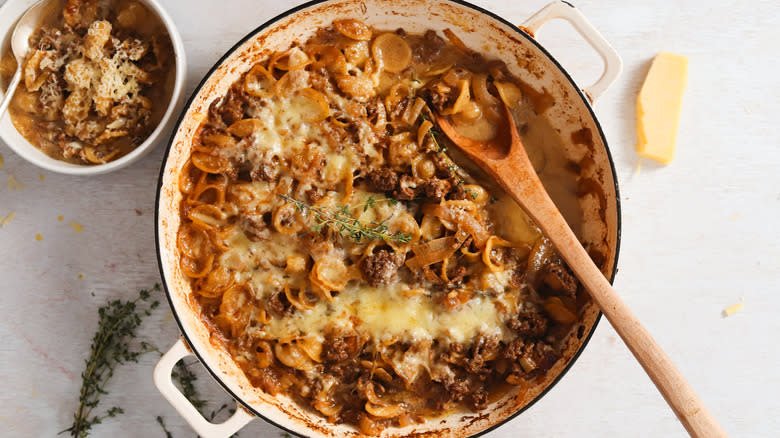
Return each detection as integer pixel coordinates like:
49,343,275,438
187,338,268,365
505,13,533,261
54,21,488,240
0,0,175,164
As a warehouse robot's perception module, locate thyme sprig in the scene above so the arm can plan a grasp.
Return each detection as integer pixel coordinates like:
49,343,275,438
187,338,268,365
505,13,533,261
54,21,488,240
419,110,478,200
61,285,161,437
164,359,238,437
156,416,173,438
172,360,206,412
279,194,412,244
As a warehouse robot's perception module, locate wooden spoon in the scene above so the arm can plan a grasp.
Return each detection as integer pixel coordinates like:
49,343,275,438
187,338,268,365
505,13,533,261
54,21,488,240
435,107,727,438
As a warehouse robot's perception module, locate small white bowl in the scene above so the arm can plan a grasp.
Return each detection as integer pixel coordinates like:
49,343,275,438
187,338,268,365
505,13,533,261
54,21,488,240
0,0,187,175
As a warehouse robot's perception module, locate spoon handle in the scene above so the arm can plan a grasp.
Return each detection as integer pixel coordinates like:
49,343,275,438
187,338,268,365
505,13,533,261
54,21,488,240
0,68,22,118
492,152,727,438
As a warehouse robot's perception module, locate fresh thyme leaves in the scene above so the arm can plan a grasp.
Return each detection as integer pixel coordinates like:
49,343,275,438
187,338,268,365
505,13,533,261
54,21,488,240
169,359,239,437
354,194,399,212
61,284,161,438
419,111,445,153
156,416,173,438
172,360,206,412
279,194,412,244
420,110,478,200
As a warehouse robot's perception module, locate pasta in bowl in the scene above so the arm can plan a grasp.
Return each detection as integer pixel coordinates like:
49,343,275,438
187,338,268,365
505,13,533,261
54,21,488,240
155,1,621,437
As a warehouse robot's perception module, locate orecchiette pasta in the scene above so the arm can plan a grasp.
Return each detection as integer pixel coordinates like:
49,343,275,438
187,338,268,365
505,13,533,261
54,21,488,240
178,19,591,435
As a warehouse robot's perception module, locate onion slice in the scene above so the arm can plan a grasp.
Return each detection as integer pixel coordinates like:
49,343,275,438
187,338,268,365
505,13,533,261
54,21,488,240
405,236,461,271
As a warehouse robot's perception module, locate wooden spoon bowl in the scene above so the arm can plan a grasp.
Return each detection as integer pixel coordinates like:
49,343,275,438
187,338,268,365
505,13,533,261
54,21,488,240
434,106,727,438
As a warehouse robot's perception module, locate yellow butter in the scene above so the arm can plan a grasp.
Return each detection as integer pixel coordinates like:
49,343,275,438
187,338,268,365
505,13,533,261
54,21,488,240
636,52,688,165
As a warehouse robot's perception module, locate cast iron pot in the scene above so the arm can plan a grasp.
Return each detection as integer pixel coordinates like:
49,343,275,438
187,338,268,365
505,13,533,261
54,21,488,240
154,1,623,436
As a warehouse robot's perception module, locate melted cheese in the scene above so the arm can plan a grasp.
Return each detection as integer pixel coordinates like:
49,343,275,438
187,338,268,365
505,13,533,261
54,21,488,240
256,282,517,345
218,84,331,168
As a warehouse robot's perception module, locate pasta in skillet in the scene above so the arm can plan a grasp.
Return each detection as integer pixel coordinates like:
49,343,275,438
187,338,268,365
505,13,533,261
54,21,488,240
178,20,587,434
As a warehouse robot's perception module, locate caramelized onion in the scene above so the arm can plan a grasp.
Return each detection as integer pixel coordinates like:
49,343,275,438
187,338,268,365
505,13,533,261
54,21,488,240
405,236,460,271
495,81,523,109
544,296,578,324
423,204,490,248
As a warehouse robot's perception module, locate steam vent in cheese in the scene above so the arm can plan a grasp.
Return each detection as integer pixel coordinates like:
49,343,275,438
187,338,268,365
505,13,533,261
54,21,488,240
636,52,689,165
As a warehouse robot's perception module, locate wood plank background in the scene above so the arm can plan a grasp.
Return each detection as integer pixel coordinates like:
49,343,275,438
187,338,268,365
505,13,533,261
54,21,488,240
0,0,777,436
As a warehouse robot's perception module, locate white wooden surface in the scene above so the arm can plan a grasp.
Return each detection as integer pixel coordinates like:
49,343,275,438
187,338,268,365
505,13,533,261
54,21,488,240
1,0,777,436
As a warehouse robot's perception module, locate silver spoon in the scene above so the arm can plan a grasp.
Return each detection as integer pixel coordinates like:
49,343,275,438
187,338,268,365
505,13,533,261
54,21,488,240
0,0,50,117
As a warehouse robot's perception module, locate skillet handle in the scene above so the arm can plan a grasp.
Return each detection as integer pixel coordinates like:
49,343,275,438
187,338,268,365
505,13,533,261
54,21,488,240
521,1,623,103
154,338,254,438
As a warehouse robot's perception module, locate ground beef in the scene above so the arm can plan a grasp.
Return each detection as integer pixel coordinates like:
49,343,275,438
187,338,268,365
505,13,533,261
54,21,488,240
216,86,245,126
420,178,452,202
360,249,402,286
440,342,465,365
395,174,420,200
429,153,454,178
464,336,500,375
418,85,455,114
507,311,549,339
509,267,526,289
447,265,467,286
324,329,362,363
250,161,279,182
415,29,446,60
504,338,525,362
306,188,324,204
238,213,270,241
543,263,578,299
267,291,292,317
444,379,469,402
447,182,468,200
467,389,488,410
505,340,558,374
329,363,361,382
367,168,399,192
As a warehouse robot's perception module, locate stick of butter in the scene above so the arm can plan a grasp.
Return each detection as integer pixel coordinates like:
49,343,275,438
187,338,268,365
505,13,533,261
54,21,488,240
636,52,688,165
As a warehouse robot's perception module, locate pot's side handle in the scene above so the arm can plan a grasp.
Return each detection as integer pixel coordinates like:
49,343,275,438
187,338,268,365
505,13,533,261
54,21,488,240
154,338,255,438
522,1,622,103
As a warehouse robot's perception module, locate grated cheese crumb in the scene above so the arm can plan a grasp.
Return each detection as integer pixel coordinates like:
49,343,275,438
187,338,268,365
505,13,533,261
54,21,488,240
39,174,45,181
35,233,43,241
1,212,16,227
722,302,744,317
0,153,3,169
78,274,83,279
8,175,25,191
633,157,643,179
58,215,64,221
70,221,83,233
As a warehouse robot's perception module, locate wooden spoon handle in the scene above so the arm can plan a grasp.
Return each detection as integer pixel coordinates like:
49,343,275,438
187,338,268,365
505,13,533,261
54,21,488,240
491,155,727,438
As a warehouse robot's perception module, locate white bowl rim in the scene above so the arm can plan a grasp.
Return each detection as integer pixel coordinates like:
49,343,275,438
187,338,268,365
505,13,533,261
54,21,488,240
0,0,188,176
